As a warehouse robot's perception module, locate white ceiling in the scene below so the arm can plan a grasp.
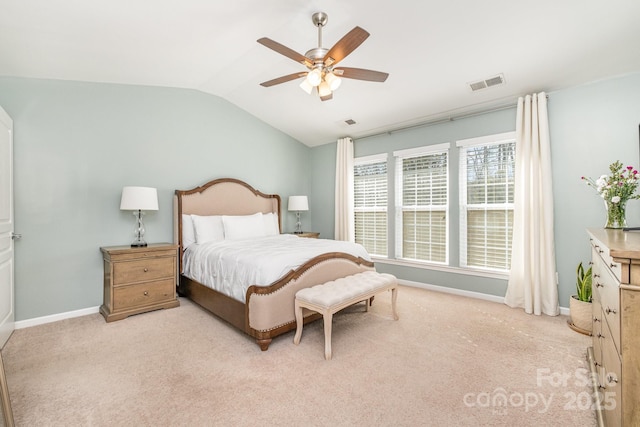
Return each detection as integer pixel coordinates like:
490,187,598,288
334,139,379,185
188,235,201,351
1,1,640,147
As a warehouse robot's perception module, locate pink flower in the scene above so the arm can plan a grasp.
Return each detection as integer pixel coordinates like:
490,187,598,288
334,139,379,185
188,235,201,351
628,166,634,170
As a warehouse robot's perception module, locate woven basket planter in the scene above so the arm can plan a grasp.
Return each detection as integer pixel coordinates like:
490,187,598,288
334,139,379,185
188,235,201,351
569,295,592,334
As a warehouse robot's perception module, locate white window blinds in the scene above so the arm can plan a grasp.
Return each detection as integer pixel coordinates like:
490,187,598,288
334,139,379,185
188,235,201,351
457,133,515,271
394,144,449,264
354,154,388,257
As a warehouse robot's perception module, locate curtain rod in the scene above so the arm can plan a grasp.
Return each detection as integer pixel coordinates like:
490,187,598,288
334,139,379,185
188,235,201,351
353,94,549,142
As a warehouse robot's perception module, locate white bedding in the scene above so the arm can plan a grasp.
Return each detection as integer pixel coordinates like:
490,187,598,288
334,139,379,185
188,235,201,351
182,234,371,302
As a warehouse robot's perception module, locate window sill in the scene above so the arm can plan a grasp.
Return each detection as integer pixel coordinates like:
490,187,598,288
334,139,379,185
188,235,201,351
370,256,510,280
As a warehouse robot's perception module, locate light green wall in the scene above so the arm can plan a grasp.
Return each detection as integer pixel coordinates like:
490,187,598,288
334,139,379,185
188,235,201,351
550,73,640,306
0,77,312,321
310,72,640,309
4,72,639,320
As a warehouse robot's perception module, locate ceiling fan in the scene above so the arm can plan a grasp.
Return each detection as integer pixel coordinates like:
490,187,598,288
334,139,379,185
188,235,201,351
257,12,389,101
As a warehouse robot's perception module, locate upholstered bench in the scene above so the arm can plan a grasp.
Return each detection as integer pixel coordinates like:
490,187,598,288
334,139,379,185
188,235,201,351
293,271,399,360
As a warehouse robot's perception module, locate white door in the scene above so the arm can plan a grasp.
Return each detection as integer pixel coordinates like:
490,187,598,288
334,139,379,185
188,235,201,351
0,106,14,348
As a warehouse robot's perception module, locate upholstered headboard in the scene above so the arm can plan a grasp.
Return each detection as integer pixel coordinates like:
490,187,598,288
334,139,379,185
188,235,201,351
173,178,281,272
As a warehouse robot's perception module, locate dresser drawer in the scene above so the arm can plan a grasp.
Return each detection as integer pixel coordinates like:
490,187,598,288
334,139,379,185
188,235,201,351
591,236,622,282
113,257,175,285
601,336,622,426
592,299,603,368
113,279,175,310
593,249,621,354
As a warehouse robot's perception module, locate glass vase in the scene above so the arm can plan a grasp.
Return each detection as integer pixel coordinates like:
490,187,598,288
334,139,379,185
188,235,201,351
605,200,627,229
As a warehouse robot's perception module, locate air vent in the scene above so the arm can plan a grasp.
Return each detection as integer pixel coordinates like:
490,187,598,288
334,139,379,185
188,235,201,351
468,74,505,92
345,119,357,125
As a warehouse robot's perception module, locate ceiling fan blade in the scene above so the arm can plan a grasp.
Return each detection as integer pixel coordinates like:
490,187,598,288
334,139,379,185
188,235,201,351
257,38,312,67
320,93,333,102
260,72,307,87
334,67,389,82
323,26,370,66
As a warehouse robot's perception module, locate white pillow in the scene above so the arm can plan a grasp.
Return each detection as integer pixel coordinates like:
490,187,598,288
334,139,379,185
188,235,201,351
181,214,196,248
191,214,225,244
223,213,265,240
263,212,280,236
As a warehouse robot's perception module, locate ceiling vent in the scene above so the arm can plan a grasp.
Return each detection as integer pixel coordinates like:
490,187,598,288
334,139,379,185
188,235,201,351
468,74,505,92
344,119,357,125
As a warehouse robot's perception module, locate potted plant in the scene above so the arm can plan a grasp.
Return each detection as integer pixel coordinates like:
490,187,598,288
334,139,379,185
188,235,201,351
569,261,592,334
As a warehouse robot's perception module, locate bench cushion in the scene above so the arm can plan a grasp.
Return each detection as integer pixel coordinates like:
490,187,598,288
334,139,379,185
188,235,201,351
295,271,397,308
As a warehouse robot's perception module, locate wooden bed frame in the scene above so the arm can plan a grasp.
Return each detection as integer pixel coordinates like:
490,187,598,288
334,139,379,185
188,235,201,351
174,178,375,351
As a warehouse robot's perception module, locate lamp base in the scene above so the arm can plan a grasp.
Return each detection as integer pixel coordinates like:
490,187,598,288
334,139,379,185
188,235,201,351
130,210,148,248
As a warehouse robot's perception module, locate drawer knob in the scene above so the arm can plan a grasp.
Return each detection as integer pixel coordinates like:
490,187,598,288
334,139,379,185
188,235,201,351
606,374,618,384
593,317,600,322
610,263,616,268
593,273,600,278
605,307,617,315
597,333,605,339
599,249,604,254
144,291,149,296
144,268,148,272
595,282,603,288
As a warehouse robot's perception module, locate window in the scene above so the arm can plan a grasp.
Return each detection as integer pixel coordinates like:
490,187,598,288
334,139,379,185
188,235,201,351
457,132,516,271
394,143,449,264
354,154,388,256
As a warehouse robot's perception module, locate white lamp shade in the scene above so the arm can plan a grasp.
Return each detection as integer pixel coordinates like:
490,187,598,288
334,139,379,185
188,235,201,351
318,81,332,97
288,195,309,211
306,69,322,87
120,186,159,211
324,72,342,91
299,78,314,95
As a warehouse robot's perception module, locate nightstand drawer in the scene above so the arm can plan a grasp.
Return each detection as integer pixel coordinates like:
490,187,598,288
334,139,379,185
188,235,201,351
113,279,175,310
113,257,175,285
107,248,177,262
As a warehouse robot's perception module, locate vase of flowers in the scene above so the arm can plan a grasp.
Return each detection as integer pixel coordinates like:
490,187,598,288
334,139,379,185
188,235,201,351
582,160,640,229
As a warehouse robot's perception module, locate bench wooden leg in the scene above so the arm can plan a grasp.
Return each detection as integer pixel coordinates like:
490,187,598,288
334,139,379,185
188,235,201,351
293,300,303,345
391,286,399,320
323,310,333,360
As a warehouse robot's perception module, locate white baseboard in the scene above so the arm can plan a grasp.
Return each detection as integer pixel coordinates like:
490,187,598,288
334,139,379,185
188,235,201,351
399,279,570,316
13,282,569,329
15,306,100,329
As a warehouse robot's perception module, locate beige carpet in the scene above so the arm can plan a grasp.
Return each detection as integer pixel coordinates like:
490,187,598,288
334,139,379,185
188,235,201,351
2,286,595,426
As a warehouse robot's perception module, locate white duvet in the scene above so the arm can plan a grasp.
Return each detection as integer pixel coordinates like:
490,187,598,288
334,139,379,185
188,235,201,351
182,234,371,302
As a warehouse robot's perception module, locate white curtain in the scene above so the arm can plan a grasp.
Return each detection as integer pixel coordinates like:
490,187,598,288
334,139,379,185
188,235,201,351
335,137,354,241
504,92,559,316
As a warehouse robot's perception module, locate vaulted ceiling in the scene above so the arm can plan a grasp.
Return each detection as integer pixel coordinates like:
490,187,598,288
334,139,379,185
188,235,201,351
1,1,639,146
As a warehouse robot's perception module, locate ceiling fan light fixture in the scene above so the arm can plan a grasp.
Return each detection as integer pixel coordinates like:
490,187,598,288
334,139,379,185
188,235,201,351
318,81,332,97
258,12,389,101
307,68,322,86
299,78,313,94
324,71,342,91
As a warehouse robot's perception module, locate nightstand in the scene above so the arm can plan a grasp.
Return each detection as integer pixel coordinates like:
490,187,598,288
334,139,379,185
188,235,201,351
291,232,320,238
100,243,180,322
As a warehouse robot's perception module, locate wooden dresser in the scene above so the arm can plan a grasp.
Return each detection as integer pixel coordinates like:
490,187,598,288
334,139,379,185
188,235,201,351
587,228,640,426
100,243,179,322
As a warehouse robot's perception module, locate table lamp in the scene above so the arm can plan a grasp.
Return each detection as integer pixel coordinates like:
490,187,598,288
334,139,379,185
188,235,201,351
120,186,158,247
288,195,309,234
